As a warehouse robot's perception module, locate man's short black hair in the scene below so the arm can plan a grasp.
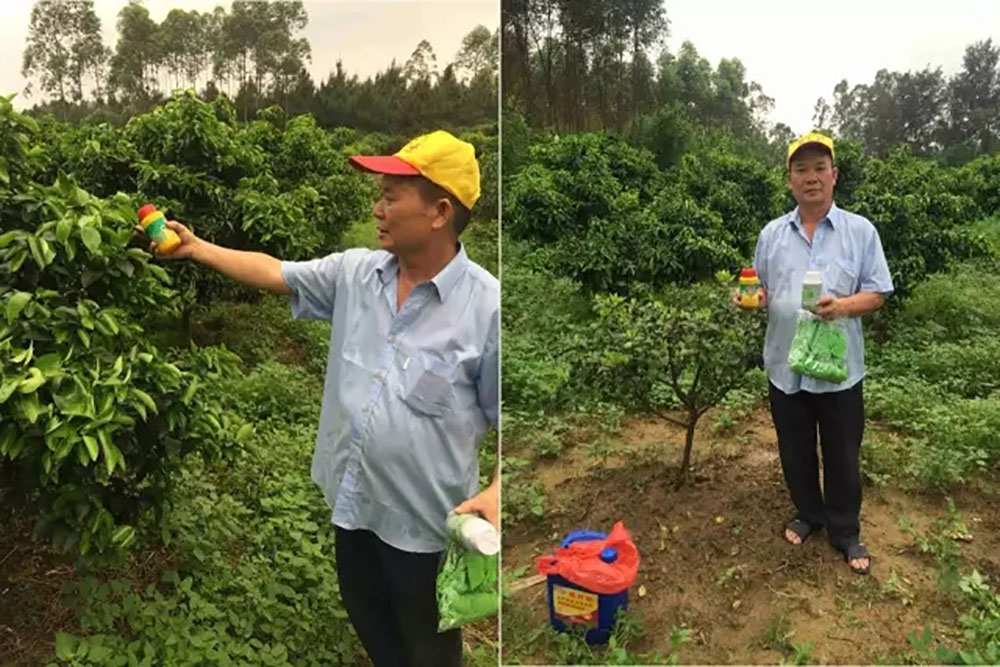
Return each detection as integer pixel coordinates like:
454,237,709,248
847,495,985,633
412,176,473,236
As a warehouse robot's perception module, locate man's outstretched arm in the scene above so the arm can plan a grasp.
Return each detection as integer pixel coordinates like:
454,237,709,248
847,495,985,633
147,219,291,295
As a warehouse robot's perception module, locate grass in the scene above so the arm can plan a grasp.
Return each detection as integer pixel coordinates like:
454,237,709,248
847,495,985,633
500,595,689,666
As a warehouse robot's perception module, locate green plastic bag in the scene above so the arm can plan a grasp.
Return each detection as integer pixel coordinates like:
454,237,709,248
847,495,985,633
788,310,848,383
436,540,498,632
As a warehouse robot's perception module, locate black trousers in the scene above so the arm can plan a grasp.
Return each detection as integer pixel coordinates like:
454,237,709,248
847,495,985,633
334,527,461,667
768,380,865,548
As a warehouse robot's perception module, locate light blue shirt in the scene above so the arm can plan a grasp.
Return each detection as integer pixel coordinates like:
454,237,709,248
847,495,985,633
753,202,894,394
280,245,498,553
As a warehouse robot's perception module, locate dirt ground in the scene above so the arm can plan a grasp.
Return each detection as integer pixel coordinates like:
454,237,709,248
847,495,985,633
0,514,78,666
502,409,1000,665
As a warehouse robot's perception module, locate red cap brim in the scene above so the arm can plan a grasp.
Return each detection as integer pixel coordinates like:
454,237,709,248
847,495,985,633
348,155,421,176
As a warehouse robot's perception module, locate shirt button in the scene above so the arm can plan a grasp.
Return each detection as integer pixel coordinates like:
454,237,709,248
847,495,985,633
389,336,397,344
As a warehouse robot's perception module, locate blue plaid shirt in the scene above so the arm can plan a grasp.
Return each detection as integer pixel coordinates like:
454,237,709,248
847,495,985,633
753,202,894,394
281,245,498,552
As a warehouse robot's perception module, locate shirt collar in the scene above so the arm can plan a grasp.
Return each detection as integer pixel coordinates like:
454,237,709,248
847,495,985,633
373,243,469,303
789,201,839,231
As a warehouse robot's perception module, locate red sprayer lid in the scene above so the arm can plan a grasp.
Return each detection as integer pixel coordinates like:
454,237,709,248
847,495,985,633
740,268,757,279
137,204,157,220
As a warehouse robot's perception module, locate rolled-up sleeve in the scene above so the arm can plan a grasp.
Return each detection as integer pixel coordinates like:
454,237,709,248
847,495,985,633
280,252,345,320
860,225,894,296
477,310,499,429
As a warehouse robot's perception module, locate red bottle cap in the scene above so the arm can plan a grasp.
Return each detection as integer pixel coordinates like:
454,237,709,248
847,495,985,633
137,204,157,220
740,268,757,278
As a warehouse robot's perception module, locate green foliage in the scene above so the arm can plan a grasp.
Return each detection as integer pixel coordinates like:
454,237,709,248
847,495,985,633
888,263,1000,344
500,239,589,413
193,293,331,379
901,500,1000,665
899,497,969,591
500,457,546,526
501,600,689,666
863,263,1000,489
48,419,362,666
850,147,994,297
0,160,246,556
504,132,787,293
582,282,765,483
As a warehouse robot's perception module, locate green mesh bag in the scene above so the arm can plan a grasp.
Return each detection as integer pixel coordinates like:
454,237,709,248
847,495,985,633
436,541,498,632
788,310,848,383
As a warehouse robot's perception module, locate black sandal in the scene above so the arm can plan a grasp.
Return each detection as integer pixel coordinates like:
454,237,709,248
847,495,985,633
841,540,871,575
784,518,821,545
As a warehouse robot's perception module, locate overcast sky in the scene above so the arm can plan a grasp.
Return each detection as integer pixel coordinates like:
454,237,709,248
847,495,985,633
662,0,999,134
0,0,496,109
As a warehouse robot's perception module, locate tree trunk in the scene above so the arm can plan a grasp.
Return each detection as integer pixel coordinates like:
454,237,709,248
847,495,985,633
676,414,697,488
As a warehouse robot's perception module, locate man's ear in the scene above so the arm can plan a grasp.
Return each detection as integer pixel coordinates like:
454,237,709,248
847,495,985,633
431,197,453,233
831,166,839,187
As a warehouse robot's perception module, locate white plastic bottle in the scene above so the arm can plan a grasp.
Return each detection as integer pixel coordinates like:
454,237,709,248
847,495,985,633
801,270,822,312
446,512,500,556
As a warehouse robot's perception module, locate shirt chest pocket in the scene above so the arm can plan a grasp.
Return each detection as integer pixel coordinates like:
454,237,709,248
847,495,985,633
395,344,477,417
822,257,859,298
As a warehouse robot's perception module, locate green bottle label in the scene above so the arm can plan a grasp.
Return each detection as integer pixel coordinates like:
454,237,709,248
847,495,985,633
145,215,168,244
802,284,821,309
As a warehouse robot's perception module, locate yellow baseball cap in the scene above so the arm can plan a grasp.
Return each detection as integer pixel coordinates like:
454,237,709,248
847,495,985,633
787,132,835,167
349,130,480,210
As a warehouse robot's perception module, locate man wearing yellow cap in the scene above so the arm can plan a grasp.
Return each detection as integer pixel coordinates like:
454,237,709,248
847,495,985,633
149,130,497,665
740,132,893,575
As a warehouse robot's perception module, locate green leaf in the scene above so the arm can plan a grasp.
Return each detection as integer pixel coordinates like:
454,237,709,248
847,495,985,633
132,388,157,415
53,377,95,418
99,429,115,476
6,291,31,323
0,231,18,249
55,632,77,660
99,312,120,335
83,435,99,462
147,263,171,284
111,525,135,547
27,235,44,268
39,237,55,266
181,377,199,403
235,423,255,444
18,367,46,393
80,226,101,253
56,216,73,244
0,377,20,404
0,425,18,456
20,394,43,423
6,247,28,272
34,353,62,376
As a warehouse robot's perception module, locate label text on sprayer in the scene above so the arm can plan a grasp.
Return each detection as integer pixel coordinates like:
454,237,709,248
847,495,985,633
552,585,599,627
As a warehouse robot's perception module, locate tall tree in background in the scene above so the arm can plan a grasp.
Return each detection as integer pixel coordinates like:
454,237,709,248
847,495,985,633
946,39,1000,157
455,25,498,82
159,9,210,91
22,0,106,104
19,1,496,134
816,39,998,162
404,40,439,84
619,0,668,124
109,2,160,101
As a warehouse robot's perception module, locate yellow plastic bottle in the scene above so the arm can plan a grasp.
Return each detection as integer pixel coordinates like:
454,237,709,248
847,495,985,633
739,268,761,308
137,204,182,254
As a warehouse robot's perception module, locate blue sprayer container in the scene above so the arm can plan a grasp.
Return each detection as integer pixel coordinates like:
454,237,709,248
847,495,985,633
545,530,630,645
